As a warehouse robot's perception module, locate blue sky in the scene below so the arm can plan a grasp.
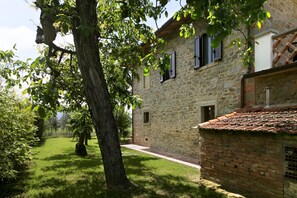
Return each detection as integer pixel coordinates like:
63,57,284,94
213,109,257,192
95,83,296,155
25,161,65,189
0,0,185,61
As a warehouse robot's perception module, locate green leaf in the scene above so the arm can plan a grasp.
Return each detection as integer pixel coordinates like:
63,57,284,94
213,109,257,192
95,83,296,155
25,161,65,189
165,11,168,18
266,11,271,18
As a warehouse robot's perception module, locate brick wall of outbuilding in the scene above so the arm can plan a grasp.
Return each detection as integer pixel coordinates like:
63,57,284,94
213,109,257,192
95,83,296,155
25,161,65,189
200,129,297,198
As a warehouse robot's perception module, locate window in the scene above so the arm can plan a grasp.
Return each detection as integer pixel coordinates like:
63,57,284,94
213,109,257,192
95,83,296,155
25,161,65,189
143,112,150,124
201,105,215,122
285,146,297,181
143,72,150,89
194,34,222,68
160,51,176,82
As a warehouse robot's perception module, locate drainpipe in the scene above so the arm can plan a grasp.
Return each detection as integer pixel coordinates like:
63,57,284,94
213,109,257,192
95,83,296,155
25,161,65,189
240,76,245,108
131,75,135,144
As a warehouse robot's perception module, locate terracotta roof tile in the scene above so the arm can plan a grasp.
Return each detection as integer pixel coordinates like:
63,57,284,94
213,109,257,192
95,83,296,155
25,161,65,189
198,107,297,134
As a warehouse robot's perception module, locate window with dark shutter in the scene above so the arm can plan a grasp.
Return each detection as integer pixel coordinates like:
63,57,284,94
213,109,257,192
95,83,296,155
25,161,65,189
194,37,200,68
160,51,176,82
213,42,222,61
194,34,222,68
169,51,176,78
160,74,164,82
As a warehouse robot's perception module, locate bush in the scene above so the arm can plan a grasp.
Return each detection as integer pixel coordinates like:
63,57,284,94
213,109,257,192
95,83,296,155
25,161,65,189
113,106,131,138
0,92,37,182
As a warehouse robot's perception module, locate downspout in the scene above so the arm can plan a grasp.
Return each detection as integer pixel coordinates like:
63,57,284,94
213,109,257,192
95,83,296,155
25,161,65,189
240,76,245,108
131,74,135,144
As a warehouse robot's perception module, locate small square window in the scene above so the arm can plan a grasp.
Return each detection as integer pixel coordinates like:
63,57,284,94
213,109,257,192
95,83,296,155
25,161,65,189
143,112,150,124
201,105,215,122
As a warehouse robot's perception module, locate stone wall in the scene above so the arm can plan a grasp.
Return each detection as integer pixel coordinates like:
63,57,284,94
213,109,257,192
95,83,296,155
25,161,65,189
199,130,297,198
132,0,297,160
264,0,297,31
133,22,246,160
252,0,297,35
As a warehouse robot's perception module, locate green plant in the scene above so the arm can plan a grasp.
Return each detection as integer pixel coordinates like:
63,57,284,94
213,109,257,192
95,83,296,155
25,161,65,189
0,91,37,182
113,106,131,139
69,107,93,156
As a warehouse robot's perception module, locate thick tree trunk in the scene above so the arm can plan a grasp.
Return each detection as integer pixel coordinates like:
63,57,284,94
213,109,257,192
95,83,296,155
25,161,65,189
75,132,87,157
72,0,131,189
84,135,88,146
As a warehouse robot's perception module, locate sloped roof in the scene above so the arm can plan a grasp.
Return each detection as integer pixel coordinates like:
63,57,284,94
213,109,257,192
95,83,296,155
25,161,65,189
142,16,192,51
155,16,192,38
199,107,297,134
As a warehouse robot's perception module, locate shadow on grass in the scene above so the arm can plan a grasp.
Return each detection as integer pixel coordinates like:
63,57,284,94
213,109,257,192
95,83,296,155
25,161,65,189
1,139,222,198
0,165,31,198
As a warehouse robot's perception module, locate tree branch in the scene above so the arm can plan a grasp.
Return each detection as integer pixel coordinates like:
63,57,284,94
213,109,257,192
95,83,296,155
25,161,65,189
51,43,76,55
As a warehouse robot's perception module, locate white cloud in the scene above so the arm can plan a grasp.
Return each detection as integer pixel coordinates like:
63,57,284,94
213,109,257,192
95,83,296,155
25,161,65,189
0,25,38,60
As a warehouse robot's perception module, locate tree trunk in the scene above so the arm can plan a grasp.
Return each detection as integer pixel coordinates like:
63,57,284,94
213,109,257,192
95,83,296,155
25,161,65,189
75,131,87,157
72,0,131,189
84,135,88,146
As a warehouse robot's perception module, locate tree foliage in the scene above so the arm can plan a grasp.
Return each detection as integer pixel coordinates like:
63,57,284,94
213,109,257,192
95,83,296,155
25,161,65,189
48,115,58,132
58,113,70,130
175,0,269,67
113,106,131,138
0,91,37,181
69,107,92,144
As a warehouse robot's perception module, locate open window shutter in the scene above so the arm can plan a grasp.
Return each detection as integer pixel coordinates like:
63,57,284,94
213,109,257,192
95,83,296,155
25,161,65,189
213,41,222,61
194,37,200,68
160,72,164,83
170,51,176,78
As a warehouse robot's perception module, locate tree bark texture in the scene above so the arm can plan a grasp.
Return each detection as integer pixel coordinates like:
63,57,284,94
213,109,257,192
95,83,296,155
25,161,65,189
72,0,131,189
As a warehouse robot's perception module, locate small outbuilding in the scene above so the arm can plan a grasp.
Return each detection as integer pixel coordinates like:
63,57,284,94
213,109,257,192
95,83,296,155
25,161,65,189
199,107,297,198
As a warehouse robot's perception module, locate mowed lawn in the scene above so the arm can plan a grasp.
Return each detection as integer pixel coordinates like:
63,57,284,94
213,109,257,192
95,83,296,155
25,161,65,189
1,137,223,198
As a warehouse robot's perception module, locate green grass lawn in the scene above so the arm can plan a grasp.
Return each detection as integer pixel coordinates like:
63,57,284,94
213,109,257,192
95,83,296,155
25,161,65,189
1,137,223,198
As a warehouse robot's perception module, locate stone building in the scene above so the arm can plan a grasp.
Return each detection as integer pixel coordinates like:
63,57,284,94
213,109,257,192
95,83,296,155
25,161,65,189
132,0,297,163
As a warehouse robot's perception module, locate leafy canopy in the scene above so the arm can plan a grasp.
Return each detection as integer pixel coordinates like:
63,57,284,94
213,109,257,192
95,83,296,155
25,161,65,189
0,0,168,117
0,0,269,117
176,0,269,66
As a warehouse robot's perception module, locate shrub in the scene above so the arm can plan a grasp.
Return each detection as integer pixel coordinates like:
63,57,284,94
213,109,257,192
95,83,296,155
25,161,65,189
0,92,37,182
113,106,131,138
